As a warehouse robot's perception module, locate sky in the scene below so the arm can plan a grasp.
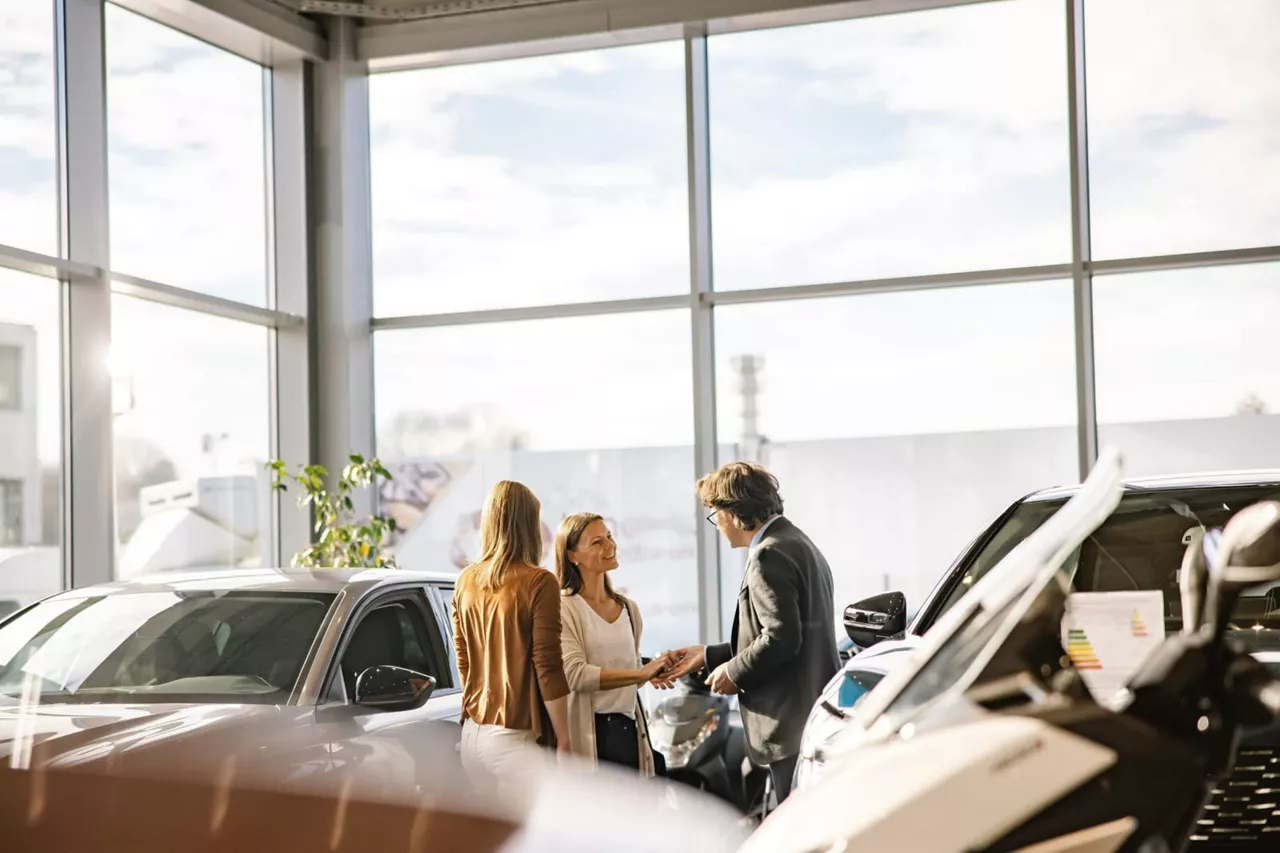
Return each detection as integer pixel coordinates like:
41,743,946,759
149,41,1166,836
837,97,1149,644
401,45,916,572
367,0,1280,456
1,0,1279,549
0,3,272,487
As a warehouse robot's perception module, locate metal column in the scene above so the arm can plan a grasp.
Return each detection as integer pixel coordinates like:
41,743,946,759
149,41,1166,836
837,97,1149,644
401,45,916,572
58,0,115,589
268,58,315,564
1066,0,1098,480
312,16,376,517
686,28,722,645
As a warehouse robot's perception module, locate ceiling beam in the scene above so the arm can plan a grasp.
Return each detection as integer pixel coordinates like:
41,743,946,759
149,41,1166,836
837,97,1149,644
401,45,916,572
113,0,328,63
357,0,992,70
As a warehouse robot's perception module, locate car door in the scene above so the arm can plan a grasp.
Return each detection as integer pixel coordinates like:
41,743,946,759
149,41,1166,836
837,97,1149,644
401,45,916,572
311,586,460,795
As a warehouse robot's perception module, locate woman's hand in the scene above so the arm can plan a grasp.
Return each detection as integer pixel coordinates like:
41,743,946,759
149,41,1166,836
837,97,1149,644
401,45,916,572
638,652,674,685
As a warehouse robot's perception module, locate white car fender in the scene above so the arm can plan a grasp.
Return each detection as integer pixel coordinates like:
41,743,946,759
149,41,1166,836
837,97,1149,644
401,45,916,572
742,716,1119,853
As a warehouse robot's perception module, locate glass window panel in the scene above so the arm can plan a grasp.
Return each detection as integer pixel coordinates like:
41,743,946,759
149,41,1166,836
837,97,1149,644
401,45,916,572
105,5,269,305
709,0,1070,291
713,282,1079,630
0,270,62,614
374,311,696,654
111,297,271,579
0,1,58,256
1095,263,1280,477
369,42,689,316
1086,0,1280,259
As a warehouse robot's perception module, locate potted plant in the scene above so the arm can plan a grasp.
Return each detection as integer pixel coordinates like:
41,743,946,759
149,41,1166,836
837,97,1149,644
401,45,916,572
267,454,399,569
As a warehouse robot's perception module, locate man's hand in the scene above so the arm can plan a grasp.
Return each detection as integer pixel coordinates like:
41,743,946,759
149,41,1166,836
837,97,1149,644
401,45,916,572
651,645,706,689
705,662,738,695
638,652,676,684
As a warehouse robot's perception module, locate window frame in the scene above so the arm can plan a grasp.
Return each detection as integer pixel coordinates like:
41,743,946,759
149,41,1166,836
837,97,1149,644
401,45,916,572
422,583,459,695
320,585,450,708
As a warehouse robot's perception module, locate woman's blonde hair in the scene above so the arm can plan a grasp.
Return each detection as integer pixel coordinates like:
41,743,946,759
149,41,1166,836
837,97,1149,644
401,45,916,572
555,512,622,603
470,480,543,589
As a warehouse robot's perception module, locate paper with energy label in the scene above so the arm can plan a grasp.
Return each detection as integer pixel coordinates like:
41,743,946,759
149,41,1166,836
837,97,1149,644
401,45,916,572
1060,591,1165,704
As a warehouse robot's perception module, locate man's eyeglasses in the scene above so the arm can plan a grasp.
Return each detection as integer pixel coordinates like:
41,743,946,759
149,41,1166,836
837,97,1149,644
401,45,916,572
705,510,718,526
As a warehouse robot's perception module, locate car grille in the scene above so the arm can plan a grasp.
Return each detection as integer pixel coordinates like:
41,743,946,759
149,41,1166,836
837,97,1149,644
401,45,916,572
1191,748,1280,849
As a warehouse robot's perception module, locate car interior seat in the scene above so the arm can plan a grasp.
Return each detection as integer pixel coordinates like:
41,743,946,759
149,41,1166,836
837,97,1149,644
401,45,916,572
341,606,408,700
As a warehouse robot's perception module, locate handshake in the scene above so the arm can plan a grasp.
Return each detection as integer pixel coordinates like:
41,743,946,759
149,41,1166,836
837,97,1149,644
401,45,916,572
636,645,738,695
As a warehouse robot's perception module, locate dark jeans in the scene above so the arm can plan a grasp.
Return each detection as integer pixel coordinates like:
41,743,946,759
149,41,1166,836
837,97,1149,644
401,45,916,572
595,713,640,770
769,754,799,805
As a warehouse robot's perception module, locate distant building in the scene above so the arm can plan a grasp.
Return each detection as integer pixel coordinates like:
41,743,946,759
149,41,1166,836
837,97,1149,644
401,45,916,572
0,322,41,547
0,322,55,614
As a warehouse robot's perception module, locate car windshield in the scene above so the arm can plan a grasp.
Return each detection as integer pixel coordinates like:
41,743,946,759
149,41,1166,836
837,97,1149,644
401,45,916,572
0,590,335,704
935,483,1280,649
857,448,1125,731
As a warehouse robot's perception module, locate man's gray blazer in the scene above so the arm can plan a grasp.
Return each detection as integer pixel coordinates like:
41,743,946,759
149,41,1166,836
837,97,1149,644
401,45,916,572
704,516,840,766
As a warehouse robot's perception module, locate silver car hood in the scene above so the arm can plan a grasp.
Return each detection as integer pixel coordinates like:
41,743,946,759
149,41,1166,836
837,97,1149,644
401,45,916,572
0,701,302,768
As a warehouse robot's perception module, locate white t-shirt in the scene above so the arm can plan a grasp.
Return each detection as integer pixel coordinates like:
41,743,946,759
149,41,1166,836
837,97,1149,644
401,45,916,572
578,598,639,717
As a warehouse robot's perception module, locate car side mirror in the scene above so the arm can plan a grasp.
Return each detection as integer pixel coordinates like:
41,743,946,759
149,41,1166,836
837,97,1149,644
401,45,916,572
354,665,435,711
844,591,907,649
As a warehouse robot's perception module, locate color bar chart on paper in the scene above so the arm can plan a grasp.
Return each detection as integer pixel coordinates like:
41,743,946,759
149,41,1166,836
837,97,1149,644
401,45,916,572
1131,610,1149,638
1066,628,1102,670
1062,591,1164,703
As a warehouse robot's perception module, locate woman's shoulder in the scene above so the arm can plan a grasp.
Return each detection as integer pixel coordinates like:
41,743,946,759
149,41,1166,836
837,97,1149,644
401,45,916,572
452,564,476,590
559,590,587,614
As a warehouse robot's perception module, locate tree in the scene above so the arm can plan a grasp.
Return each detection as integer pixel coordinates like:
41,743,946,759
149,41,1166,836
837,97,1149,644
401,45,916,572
1235,392,1268,416
114,436,179,542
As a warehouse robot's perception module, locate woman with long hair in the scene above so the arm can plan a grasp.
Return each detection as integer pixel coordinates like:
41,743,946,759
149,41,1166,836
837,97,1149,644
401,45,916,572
452,481,572,798
556,512,670,775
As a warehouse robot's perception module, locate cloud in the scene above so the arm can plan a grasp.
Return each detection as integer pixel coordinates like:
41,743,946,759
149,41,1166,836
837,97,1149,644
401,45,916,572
111,295,270,477
3,0,1278,485
368,0,1280,455
105,4,269,306
0,7,278,485
1084,0,1280,257
0,2,57,257
1093,262,1280,423
714,280,1080,442
708,0,1072,289
369,40,690,317
374,310,694,451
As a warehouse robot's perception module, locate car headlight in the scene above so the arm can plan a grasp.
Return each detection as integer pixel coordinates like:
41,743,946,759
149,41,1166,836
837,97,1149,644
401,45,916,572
653,715,719,770
795,671,880,791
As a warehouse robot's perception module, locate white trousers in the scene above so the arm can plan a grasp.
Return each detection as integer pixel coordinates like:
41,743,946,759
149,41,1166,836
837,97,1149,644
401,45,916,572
460,719,546,809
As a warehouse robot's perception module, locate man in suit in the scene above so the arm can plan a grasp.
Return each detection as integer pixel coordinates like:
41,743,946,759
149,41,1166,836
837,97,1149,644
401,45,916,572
660,462,839,804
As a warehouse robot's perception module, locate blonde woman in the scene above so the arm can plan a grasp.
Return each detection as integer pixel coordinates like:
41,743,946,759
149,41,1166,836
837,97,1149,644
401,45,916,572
452,481,572,797
556,512,670,775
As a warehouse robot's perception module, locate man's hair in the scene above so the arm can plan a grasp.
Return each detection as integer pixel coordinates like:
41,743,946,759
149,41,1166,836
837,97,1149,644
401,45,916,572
696,462,783,530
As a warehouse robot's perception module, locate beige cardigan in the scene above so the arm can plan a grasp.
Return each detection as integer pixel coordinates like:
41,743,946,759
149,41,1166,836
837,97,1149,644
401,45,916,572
559,591,656,777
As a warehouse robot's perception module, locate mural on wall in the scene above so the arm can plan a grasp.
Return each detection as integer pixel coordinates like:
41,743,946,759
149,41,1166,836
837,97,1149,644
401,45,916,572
377,448,700,654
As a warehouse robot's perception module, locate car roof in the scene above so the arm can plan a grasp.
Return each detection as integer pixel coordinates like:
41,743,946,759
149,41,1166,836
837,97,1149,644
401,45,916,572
48,566,459,600
1025,469,1280,503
